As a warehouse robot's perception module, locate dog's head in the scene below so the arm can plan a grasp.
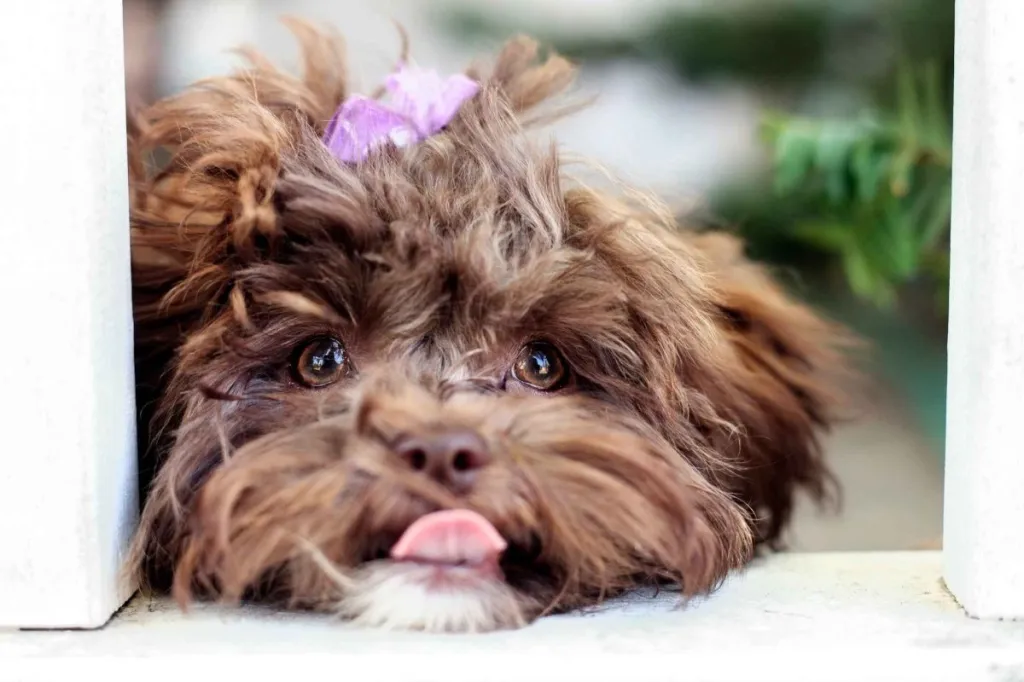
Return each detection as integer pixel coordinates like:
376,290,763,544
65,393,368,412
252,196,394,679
128,21,852,632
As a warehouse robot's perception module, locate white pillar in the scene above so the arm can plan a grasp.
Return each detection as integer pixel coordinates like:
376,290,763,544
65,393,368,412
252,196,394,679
0,0,138,628
944,0,1024,620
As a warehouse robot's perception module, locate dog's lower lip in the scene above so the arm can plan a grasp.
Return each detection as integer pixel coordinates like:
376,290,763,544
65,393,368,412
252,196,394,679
389,557,506,583
394,557,497,569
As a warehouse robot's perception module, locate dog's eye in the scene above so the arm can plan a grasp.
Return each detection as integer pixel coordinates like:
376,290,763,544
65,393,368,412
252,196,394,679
512,342,568,391
293,336,349,388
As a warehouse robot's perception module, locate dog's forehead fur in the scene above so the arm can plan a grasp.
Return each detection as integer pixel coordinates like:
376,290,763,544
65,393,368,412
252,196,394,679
268,138,710,374
272,128,577,367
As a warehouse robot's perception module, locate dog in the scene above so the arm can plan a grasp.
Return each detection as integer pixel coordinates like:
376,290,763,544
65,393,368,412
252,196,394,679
126,19,854,632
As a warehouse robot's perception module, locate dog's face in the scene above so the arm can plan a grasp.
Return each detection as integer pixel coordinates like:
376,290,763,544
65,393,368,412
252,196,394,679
128,24,849,632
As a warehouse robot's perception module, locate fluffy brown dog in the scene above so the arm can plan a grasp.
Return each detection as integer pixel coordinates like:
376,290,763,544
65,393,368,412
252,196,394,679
126,19,852,632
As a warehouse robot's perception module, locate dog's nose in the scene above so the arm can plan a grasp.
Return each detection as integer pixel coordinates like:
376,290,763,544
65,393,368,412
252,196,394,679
395,430,492,492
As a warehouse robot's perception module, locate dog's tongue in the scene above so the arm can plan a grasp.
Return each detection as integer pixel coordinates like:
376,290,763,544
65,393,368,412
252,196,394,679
391,509,507,565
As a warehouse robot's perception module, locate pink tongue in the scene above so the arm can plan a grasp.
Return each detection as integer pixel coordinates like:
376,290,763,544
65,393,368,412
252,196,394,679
390,509,507,565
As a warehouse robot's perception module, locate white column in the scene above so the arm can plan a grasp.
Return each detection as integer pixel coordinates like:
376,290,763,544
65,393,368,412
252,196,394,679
0,0,138,628
944,0,1024,620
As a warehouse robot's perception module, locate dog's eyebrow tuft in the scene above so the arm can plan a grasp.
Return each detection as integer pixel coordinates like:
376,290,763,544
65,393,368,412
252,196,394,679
255,291,344,324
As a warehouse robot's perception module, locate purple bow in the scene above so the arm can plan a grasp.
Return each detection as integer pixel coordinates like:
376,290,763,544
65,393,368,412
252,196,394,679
323,63,480,163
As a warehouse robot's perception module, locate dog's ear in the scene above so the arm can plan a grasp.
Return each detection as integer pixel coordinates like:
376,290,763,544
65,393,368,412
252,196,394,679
689,231,857,545
129,19,348,356
129,20,350,474
564,189,855,546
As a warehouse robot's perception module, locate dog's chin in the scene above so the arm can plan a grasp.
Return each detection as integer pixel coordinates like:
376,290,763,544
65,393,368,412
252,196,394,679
338,559,529,633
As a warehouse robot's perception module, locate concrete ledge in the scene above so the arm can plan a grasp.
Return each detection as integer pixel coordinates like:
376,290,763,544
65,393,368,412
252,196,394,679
4,551,1024,681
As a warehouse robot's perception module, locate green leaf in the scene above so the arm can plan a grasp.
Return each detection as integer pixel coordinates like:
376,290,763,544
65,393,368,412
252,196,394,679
921,61,951,153
918,178,953,251
896,64,922,142
790,220,854,253
889,145,917,197
880,200,920,278
813,125,856,204
850,141,893,204
772,124,817,195
840,240,897,309
904,173,953,253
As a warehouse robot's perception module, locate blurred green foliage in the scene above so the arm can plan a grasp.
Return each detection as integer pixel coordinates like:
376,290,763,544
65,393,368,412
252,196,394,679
449,3,834,87
759,63,952,312
442,0,955,318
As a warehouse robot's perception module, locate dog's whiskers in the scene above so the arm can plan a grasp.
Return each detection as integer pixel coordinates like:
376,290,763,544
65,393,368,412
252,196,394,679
294,535,355,592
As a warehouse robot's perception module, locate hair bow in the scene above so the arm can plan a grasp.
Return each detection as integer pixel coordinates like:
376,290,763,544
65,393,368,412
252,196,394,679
323,63,480,163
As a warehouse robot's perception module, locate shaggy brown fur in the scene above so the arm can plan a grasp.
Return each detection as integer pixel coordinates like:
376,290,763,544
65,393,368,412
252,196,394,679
126,18,855,631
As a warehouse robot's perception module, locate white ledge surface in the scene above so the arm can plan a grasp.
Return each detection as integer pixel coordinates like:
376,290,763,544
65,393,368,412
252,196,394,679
4,552,1024,681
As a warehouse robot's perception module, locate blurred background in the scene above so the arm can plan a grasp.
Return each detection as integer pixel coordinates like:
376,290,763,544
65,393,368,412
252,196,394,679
122,0,953,551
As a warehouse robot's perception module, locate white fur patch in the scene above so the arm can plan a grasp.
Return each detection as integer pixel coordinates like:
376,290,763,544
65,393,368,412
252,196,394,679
335,560,527,633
